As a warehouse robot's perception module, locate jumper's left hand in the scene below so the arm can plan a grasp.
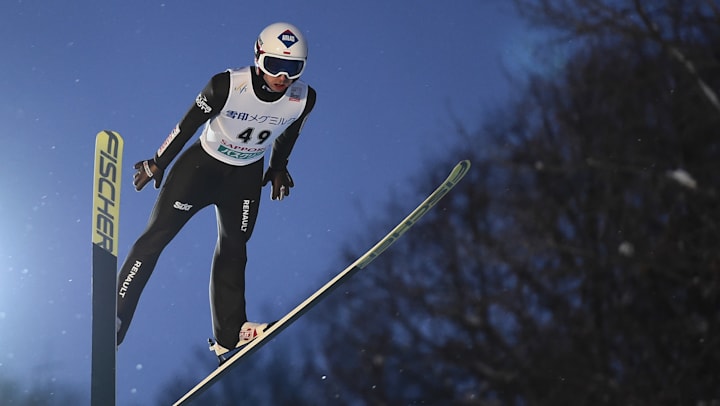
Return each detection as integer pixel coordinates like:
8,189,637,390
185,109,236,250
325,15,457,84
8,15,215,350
262,167,294,200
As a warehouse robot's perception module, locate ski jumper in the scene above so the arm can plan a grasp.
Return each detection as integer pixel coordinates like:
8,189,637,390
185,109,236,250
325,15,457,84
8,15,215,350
116,67,316,348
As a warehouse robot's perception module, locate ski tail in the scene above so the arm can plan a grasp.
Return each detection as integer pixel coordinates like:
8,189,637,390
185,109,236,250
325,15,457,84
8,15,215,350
91,130,124,406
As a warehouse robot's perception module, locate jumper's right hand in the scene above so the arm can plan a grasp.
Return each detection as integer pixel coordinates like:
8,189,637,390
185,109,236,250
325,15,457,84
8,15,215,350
133,159,164,191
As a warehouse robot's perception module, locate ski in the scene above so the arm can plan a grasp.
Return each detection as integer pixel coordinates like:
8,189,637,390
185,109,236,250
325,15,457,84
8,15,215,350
173,159,471,406
91,130,124,406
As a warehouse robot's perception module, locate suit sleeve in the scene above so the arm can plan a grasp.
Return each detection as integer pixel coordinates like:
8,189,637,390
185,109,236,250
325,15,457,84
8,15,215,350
153,71,230,169
268,85,317,170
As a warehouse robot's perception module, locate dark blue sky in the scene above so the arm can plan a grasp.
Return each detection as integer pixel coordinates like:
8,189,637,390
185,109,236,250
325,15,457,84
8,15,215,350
0,1,537,404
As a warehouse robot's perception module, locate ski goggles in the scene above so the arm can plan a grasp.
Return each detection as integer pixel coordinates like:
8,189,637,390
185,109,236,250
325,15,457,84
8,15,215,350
257,54,305,79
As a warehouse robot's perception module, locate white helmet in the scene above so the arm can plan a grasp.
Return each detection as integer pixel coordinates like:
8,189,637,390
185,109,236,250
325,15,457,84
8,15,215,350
254,22,307,80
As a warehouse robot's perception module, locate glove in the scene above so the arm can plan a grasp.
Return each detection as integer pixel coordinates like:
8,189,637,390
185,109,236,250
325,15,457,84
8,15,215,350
262,167,294,200
133,159,164,191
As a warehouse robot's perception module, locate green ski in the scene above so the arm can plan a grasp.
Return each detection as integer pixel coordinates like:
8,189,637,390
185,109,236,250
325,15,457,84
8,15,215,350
174,160,471,405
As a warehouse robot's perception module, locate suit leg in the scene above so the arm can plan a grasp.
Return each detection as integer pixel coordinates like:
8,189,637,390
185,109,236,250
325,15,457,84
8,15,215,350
210,160,263,348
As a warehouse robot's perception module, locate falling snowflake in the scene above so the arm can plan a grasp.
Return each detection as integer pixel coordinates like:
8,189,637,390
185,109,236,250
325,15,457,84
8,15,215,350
667,169,697,190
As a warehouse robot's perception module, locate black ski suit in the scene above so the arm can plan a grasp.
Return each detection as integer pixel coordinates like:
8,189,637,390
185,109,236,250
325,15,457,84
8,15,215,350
116,68,316,348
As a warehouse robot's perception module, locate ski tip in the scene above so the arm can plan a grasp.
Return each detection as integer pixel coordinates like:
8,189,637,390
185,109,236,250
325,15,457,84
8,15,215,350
96,130,124,144
451,160,472,180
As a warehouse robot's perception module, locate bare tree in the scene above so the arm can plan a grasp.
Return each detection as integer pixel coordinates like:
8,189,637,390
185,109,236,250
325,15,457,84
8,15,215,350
302,1,720,405
513,0,720,113
157,344,317,405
